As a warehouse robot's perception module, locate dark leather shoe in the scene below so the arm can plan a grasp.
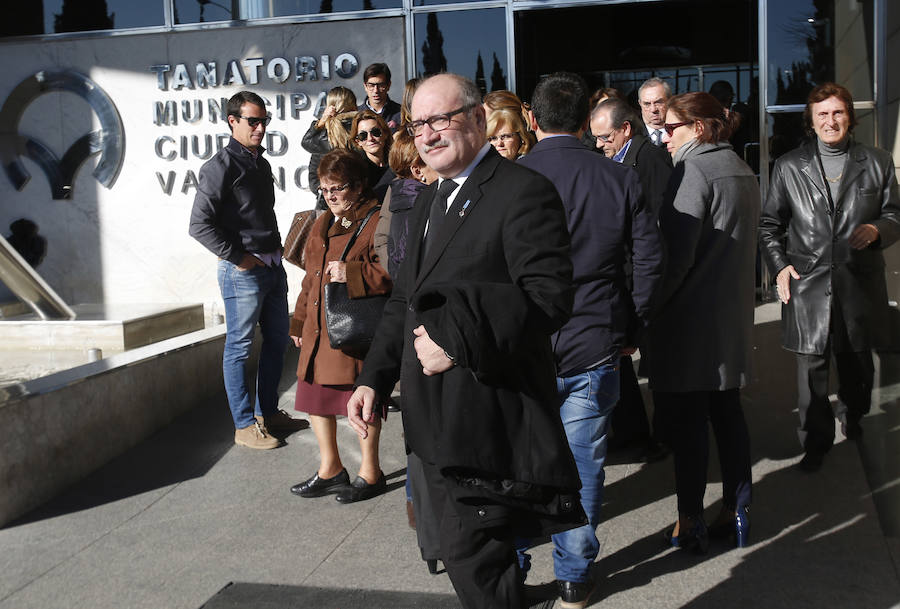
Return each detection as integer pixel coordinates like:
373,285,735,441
290,469,350,497
664,516,709,555
557,579,595,609
641,439,669,463
798,451,824,472
335,473,386,504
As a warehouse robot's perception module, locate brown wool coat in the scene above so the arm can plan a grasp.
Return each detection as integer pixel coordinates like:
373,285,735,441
290,198,392,385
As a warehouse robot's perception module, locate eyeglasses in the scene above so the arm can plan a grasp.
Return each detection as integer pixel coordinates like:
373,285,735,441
236,115,271,128
663,121,693,136
318,183,351,196
487,133,519,144
364,81,388,91
594,128,619,143
407,104,475,137
355,127,384,142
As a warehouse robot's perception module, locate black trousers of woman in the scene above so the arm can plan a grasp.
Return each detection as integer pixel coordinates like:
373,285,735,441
653,388,752,516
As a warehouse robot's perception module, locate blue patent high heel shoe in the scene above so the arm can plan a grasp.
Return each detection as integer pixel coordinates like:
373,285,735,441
664,516,709,555
734,506,750,548
708,506,751,548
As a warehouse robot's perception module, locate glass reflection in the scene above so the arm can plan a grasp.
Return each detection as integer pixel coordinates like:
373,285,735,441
766,0,874,106
414,9,508,95
36,0,163,34
174,0,400,24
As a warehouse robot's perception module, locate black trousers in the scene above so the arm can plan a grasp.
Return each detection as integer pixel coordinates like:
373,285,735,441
421,460,526,609
610,355,652,444
796,349,873,455
796,296,875,455
653,389,752,516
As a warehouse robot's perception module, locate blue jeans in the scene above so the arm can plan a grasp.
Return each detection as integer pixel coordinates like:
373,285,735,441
551,360,620,584
217,259,289,429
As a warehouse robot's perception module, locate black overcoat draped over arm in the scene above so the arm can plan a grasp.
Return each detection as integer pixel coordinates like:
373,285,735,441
759,139,900,354
356,148,582,533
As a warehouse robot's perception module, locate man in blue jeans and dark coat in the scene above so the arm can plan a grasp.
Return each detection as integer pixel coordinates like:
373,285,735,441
190,90,306,450
518,72,663,608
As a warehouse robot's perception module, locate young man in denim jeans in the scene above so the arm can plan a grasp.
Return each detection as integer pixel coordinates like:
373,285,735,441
190,91,306,449
518,73,662,608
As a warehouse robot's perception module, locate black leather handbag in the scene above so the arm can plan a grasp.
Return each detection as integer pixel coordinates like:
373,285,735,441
323,205,387,350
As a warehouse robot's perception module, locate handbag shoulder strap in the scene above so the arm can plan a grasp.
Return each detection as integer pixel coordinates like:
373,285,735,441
339,205,381,261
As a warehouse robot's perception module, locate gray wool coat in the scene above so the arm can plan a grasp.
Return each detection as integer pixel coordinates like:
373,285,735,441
646,141,761,393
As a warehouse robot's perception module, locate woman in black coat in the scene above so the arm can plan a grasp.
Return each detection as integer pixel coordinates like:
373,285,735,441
350,110,394,203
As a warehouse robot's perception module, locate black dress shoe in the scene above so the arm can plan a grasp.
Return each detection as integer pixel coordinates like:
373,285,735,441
557,579,595,609
335,473,386,504
798,451,824,473
640,439,669,463
290,469,350,497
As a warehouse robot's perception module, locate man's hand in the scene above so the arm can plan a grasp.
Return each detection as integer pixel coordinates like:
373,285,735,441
347,386,378,438
413,325,455,376
291,335,302,348
237,253,265,271
849,223,880,250
776,265,800,304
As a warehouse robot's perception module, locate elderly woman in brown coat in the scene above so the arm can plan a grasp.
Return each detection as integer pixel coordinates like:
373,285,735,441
289,149,392,504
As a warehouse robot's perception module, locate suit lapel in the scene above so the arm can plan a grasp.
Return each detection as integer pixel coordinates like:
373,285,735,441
413,150,501,291
799,141,830,209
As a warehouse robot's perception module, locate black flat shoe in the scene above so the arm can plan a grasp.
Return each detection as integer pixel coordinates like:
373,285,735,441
290,469,350,497
335,473,386,504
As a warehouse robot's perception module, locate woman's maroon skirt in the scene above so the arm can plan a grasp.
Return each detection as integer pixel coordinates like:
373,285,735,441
293,380,355,417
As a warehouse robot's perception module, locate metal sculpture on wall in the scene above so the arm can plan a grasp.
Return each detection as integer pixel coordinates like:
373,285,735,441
0,70,124,199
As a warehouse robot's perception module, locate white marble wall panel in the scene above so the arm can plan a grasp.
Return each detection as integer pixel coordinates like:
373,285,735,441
0,19,404,311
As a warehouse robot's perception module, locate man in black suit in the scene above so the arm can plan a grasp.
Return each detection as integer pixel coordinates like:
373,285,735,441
519,72,662,609
590,96,672,462
357,62,402,132
591,98,672,213
347,73,585,609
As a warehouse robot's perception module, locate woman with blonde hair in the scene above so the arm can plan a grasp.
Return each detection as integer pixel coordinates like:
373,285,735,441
486,106,534,160
302,86,358,208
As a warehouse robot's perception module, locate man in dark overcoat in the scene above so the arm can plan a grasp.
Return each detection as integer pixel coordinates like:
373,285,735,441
346,73,585,609
760,82,900,472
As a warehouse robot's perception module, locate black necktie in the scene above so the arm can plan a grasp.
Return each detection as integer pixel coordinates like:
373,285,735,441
423,179,458,257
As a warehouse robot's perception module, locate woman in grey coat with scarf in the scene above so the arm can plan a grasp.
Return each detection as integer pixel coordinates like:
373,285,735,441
647,92,760,553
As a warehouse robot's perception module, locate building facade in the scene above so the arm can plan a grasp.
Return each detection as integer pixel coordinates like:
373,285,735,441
1,0,897,311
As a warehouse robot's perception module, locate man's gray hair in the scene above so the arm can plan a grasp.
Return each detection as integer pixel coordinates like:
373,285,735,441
593,98,642,131
638,77,672,99
417,73,482,110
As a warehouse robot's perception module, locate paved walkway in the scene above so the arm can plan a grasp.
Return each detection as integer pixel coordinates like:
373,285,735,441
1,304,898,609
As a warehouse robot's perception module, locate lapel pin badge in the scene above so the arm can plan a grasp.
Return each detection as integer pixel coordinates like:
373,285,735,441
341,217,352,228
459,200,471,218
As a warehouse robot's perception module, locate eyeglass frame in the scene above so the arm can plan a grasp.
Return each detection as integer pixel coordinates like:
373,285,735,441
355,127,384,142
318,182,351,196
663,121,693,137
364,81,389,91
406,104,476,137
487,132,520,144
233,115,271,128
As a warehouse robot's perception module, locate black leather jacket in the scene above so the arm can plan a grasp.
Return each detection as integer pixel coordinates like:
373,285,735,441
759,138,900,354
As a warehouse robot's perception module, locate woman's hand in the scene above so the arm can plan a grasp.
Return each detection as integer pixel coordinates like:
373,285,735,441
323,104,337,119
326,261,347,283
291,335,302,348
